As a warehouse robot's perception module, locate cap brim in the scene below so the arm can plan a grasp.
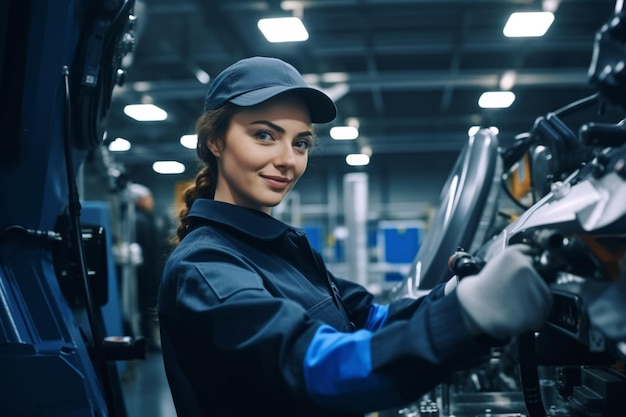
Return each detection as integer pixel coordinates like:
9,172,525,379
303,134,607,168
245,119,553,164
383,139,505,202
230,86,337,124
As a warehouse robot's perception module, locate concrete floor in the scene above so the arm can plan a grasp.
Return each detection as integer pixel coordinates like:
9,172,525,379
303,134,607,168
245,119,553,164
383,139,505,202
120,351,176,417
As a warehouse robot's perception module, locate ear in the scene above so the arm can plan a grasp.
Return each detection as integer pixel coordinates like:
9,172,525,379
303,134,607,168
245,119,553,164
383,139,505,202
206,138,222,158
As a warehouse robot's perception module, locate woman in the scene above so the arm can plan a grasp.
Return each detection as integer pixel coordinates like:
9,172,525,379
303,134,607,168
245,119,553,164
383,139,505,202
158,56,553,417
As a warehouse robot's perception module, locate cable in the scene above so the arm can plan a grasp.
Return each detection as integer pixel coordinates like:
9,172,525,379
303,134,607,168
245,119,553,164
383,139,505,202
0,225,62,242
553,93,599,119
62,66,119,417
518,332,548,417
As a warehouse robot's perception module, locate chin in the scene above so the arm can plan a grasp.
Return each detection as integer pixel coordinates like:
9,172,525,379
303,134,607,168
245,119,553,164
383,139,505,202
263,191,290,207
265,200,283,208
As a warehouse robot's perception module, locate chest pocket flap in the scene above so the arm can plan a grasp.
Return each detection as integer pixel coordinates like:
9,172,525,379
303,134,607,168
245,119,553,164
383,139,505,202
196,263,265,301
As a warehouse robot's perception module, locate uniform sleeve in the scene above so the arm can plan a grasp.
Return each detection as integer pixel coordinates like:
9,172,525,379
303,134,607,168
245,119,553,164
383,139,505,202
302,281,494,412
332,273,447,331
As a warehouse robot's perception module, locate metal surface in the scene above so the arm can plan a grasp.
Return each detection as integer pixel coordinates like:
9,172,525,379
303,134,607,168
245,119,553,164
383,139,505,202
344,172,369,287
382,6,626,415
385,128,502,299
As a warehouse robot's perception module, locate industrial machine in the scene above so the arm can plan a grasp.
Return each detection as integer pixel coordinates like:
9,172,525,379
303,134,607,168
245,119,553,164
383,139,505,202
386,2,626,416
0,1,140,416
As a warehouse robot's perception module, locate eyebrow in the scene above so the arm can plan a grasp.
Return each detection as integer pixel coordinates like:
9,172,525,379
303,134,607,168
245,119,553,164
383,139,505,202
250,120,312,137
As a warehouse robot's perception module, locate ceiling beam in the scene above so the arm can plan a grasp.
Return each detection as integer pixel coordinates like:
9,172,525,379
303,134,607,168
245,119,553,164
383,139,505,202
113,68,589,101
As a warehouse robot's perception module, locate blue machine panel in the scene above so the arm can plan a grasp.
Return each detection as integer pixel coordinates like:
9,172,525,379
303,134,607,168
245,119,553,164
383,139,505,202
0,1,136,415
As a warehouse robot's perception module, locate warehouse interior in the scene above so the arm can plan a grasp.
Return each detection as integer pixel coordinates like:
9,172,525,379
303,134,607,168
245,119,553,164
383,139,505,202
103,0,618,167
1,0,626,416
82,0,624,283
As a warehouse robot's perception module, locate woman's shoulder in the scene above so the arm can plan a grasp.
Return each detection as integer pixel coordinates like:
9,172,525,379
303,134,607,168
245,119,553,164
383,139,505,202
173,223,235,257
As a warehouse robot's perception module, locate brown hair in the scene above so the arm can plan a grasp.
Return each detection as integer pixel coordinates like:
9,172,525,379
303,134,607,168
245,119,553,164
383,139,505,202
174,104,238,244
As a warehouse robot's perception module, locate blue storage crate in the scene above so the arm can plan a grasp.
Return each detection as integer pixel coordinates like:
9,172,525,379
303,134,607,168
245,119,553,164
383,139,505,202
378,221,423,282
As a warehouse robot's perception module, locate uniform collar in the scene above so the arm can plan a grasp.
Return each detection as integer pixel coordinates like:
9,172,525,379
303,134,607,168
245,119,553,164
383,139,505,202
187,198,304,240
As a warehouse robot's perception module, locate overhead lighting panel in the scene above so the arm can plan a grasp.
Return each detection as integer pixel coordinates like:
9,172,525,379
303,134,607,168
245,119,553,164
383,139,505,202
108,137,131,152
258,17,309,43
180,134,198,149
346,153,370,166
194,68,210,84
467,126,499,137
330,126,359,140
153,161,185,174
123,104,167,121
503,12,554,37
478,91,516,109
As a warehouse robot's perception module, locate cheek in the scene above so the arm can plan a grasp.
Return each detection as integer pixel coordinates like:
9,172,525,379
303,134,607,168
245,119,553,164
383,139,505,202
218,150,257,186
293,155,308,180
222,144,257,170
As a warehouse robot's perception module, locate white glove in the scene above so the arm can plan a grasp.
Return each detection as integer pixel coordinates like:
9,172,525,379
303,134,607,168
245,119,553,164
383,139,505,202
455,244,553,339
444,275,459,295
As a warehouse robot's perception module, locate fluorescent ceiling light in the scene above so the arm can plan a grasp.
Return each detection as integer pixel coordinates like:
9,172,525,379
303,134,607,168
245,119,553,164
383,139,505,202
499,70,517,90
108,137,131,152
258,17,309,43
321,72,349,83
180,134,198,149
346,153,370,166
152,161,185,174
330,126,359,140
123,104,167,121
194,68,210,84
478,91,516,109
503,12,554,37
133,81,151,92
467,126,500,137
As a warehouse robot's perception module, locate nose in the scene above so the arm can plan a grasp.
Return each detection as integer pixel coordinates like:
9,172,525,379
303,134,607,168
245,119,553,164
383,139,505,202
274,142,297,169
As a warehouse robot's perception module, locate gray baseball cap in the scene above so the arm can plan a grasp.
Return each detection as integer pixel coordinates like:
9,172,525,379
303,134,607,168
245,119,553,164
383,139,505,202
203,56,337,123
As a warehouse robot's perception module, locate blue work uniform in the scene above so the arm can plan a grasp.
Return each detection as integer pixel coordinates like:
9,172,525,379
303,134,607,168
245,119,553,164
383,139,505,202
158,199,497,417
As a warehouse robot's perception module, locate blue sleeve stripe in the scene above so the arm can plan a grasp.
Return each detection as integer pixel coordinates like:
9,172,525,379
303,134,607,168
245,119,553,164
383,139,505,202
304,324,403,411
364,304,389,331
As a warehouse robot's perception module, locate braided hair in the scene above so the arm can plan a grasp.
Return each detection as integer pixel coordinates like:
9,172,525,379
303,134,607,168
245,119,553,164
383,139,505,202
174,104,238,244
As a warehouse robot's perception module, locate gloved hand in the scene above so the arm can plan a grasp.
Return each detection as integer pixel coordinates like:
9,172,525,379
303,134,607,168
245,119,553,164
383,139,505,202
455,244,553,339
444,275,459,295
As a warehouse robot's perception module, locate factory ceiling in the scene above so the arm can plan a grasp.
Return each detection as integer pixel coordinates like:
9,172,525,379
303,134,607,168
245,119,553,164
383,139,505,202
103,0,623,174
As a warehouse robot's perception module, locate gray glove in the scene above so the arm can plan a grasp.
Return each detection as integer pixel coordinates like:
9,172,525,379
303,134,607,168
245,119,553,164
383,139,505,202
455,244,553,339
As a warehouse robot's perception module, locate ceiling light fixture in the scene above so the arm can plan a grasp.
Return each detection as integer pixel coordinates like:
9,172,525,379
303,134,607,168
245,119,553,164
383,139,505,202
499,70,517,90
194,68,210,84
152,161,185,174
478,91,516,109
321,72,349,83
503,12,554,37
346,153,370,166
180,134,198,149
257,17,309,43
123,104,167,121
467,126,500,137
108,137,131,152
330,126,359,140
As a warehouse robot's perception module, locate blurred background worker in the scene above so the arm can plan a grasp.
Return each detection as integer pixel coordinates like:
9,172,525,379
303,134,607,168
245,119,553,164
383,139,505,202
128,183,163,351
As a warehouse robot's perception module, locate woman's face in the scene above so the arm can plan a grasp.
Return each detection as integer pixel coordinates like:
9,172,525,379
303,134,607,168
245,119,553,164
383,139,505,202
209,94,313,214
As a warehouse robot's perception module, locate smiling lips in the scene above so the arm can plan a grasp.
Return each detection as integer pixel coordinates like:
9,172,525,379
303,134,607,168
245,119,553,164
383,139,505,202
261,174,291,189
